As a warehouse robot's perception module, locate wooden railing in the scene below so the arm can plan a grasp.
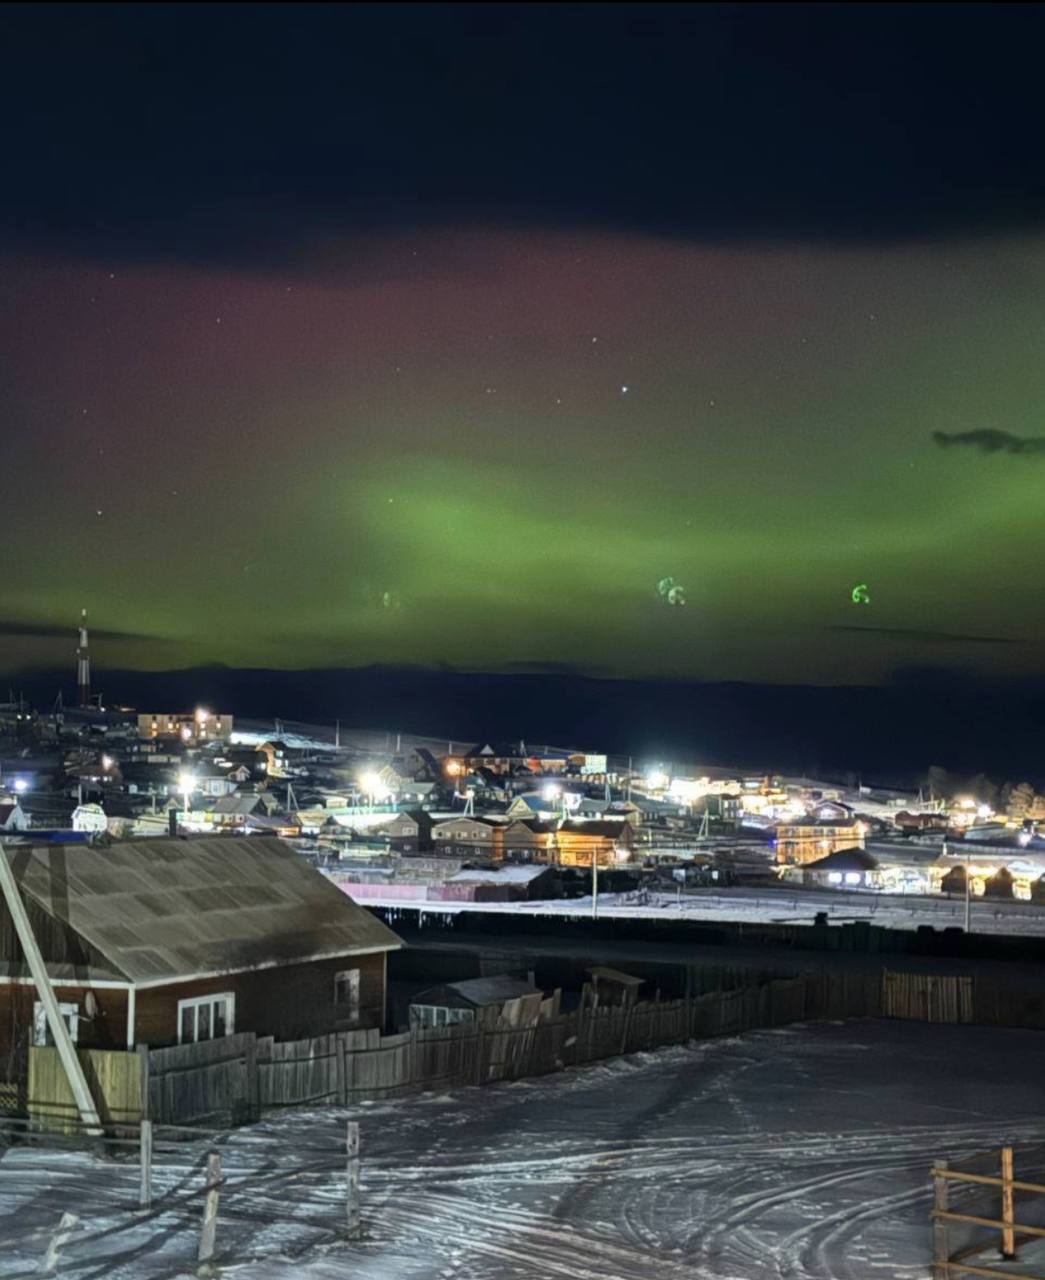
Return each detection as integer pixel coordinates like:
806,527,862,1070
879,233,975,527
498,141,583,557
932,1146,1045,1278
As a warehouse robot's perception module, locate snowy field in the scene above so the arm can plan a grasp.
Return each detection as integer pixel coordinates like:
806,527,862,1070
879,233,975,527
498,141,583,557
363,885,1045,937
4,1020,1045,1279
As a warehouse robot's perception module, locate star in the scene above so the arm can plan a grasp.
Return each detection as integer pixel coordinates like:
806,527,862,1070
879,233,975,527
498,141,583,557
620,384,629,395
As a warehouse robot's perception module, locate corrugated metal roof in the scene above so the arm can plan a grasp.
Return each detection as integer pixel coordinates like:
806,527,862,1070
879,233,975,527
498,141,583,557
5,836,402,985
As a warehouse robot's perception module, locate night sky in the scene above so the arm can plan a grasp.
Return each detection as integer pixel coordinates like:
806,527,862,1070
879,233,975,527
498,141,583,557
4,4,1045,688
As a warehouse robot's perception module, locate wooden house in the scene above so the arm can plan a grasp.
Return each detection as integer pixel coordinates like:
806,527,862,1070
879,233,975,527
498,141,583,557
0,836,402,1068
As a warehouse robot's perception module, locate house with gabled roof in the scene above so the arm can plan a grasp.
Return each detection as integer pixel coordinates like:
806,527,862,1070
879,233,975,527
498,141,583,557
0,836,402,1061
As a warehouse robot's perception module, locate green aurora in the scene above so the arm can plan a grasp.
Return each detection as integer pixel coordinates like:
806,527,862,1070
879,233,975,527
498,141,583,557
3,229,1044,685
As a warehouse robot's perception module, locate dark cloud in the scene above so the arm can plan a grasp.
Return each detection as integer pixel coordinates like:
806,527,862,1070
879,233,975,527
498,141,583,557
0,619,155,643
4,3,1045,266
931,429,1045,455
830,625,1021,646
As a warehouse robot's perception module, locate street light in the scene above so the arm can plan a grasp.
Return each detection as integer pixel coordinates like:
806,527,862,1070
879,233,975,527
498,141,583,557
178,772,196,824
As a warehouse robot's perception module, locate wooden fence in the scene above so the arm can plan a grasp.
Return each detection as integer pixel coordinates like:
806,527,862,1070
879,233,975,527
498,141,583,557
23,965,1043,1130
147,1032,259,1127
144,971,873,1125
27,1047,145,1132
932,1145,1045,1279
884,972,974,1023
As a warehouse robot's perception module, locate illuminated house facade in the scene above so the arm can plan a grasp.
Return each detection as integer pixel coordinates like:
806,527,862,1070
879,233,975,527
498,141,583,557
138,711,233,743
775,816,865,866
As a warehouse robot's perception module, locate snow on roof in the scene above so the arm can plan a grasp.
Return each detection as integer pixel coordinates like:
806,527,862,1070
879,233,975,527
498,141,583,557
6,836,402,984
803,847,878,872
447,866,550,884
446,976,539,1005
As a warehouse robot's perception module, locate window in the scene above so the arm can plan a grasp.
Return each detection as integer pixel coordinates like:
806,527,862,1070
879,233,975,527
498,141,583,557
178,993,234,1044
33,1001,79,1046
334,969,361,1022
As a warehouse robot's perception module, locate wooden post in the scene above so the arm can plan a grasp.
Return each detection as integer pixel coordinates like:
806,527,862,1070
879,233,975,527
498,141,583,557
137,1045,151,1121
0,840,101,1133
41,1212,79,1274
473,1024,484,1085
932,1161,950,1278
139,1119,153,1210
1001,1146,1016,1260
244,1035,259,1123
197,1151,221,1272
619,997,635,1056
345,1120,361,1239
336,1034,347,1106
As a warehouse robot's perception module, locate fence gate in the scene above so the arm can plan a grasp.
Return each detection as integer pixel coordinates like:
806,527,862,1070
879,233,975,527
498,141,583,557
883,972,973,1023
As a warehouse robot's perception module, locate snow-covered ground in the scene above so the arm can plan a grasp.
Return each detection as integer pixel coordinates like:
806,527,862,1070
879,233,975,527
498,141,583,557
362,885,1045,937
4,1020,1045,1279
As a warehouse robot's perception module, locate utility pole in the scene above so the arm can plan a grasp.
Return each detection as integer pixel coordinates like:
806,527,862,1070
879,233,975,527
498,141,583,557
0,840,101,1132
591,849,598,920
962,848,972,934
335,720,340,749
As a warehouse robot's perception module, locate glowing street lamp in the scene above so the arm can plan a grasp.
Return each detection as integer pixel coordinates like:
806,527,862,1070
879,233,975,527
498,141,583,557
178,771,197,816
645,770,668,793
359,771,390,807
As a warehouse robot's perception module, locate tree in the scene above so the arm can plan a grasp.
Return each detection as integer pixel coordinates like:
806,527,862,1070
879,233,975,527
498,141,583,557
967,773,999,810
926,765,952,802
1007,782,1036,819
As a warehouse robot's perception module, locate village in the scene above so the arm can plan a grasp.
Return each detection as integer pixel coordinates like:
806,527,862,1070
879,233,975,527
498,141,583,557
5,685,1045,1277
4,686,1045,914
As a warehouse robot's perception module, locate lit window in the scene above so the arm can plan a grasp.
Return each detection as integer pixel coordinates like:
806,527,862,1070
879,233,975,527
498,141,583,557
178,993,234,1043
334,969,361,1021
33,1001,79,1046
827,872,843,884
845,872,861,886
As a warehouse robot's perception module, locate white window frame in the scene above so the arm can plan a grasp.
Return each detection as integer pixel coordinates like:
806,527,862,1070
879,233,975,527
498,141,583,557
33,1001,79,1047
177,992,235,1044
334,968,361,1022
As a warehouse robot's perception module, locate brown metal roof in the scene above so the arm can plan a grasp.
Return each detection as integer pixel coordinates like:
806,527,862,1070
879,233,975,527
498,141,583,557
5,836,402,986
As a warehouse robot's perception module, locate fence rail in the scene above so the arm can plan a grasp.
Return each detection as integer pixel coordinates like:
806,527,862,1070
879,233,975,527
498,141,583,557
932,1146,1045,1279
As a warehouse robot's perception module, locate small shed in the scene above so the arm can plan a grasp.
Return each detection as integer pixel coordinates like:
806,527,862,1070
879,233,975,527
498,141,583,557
429,864,557,902
409,975,541,1030
798,847,878,888
585,966,644,1009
